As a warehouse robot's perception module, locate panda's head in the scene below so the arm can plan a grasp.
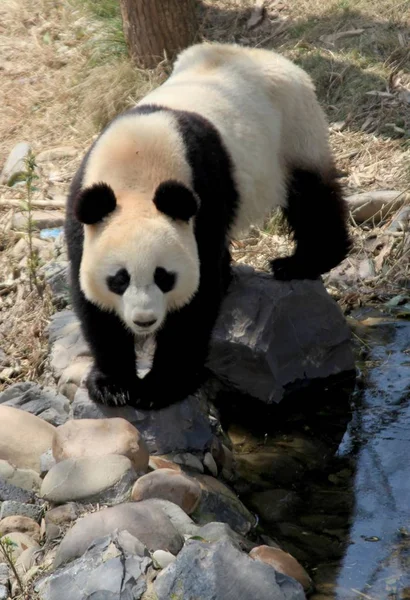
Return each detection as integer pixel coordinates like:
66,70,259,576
73,180,200,336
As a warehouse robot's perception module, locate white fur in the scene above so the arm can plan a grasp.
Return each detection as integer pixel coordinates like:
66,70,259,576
141,42,333,237
79,43,332,331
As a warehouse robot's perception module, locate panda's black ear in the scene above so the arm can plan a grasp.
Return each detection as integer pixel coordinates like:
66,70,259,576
154,180,198,222
74,183,117,225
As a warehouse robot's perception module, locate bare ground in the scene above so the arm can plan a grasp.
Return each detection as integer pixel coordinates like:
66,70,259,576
0,0,409,388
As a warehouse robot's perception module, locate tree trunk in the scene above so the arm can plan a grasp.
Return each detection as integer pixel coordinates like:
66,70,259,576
119,0,198,69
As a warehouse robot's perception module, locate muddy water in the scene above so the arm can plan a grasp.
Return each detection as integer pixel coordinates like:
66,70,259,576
218,316,410,599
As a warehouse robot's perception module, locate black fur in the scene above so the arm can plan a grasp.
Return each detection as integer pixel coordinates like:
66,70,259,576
65,104,238,409
66,103,351,410
154,180,199,222
270,168,352,280
74,182,117,225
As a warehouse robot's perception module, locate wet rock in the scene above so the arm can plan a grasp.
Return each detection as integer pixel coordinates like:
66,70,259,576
0,460,42,492
152,549,176,569
173,452,204,473
40,455,137,505
0,516,41,543
0,405,55,472
53,501,184,569
207,265,354,405
72,387,214,455
236,452,305,490
0,142,31,186
131,469,202,514
308,488,354,515
196,521,256,552
247,489,302,524
250,545,312,591
277,523,344,560
52,417,149,473
155,537,306,600
0,532,39,561
204,451,218,476
191,474,255,536
0,382,69,426
36,531,151,600
12,210,65,231
0,501,43,522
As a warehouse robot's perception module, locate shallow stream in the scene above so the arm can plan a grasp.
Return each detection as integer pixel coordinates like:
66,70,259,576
218,312,410,599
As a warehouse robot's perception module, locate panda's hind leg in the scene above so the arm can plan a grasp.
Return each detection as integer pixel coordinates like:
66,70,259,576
270,167,352,281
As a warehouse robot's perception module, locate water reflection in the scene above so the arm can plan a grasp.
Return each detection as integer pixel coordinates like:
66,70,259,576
214,317,410,599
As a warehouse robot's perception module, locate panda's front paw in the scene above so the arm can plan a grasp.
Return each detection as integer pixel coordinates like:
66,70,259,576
270,256,320,281
86,366,137,407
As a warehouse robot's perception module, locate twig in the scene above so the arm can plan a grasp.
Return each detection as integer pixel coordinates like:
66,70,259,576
0,199,65,209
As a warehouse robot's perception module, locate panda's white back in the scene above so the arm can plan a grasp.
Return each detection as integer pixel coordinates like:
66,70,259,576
139,42,332,237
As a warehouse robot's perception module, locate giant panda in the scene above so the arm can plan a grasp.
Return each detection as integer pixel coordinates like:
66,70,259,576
65,42,351,410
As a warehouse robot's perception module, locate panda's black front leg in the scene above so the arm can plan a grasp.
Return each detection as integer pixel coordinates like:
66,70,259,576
136,295,216,410
75,294,139,407
270,168,351,281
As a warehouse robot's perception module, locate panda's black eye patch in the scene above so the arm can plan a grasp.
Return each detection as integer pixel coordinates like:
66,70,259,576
154,267,176,293
107,268,130,295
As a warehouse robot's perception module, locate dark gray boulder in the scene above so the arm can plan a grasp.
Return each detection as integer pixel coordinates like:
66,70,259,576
155,537,306,600
0,382,69,426
207,265,354,404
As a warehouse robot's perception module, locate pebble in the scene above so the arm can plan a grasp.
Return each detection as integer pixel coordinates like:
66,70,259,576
148,456,182,472
131,469,202,515
40,454,137,505
0,382,70,427
52,418,149,474
250,545,312,591
0,516,41,543
155,537,305,600
40,449,56,478
0,532,39,561
45,504,79,541
0,142,31,186
53,500,184,569
0,405,55,472
173,452,204,473
0,501,43,522
153,549,176,569
57,357,92,397
12,210,65,231
0,459,42,492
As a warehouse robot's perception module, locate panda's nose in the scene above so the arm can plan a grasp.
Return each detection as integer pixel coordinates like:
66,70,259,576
133,317,157,328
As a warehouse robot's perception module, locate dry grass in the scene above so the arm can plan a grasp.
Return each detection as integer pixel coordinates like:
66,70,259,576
0,0,409,385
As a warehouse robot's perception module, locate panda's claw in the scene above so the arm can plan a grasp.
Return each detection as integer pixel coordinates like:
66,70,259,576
85,367,136,407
